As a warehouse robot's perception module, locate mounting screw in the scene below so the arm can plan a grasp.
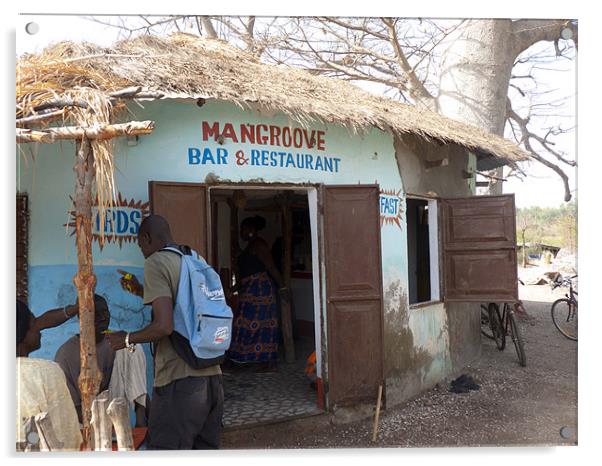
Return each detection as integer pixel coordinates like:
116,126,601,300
559,426,574,439
25,22,40,35
560,27,573,41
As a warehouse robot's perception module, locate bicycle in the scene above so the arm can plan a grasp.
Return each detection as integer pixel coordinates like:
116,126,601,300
550,274,578,341
480,280,527,367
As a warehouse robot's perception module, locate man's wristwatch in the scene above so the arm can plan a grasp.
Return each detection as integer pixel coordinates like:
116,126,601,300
124,333,136,353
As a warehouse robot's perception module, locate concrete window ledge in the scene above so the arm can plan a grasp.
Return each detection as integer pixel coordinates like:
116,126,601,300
409,300,444,311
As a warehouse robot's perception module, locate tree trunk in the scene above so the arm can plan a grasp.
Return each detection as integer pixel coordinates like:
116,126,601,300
73,138,102,450
437,20,516,195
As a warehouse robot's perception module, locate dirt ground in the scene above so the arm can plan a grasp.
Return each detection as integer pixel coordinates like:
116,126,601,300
222,283,577,449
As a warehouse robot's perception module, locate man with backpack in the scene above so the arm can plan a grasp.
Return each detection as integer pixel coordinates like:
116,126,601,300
106,215,226,450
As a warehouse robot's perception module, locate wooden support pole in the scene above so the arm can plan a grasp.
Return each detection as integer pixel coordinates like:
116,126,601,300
16,120,155,144
372,385,383,442
108,86,164,100
15,129,56,144
73,138,102,450
22,416,40,452
90,391,112,451
107,398,134,451
229,199,240,283
280,198,295,363
16,109,65,127
32,97,89,114
34,412,63,451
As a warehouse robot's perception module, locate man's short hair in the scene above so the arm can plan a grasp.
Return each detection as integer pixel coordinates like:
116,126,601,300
17,300,32,345
94,294,109,315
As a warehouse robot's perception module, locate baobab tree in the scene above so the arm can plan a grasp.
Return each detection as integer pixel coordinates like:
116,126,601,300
87,15,577,201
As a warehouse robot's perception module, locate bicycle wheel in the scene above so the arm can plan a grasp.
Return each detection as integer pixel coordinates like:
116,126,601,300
508,311,527,367
481,304,494,339
551,298,578,341
487,303,505,351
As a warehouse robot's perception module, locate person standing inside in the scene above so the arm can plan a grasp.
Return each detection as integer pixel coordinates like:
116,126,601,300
106,215,223,450
228,215,285,372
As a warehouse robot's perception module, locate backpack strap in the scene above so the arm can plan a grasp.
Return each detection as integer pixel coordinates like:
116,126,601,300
161,246,185,256
160,245,200,260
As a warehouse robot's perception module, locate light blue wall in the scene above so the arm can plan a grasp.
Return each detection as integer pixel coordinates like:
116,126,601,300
18,99,410,391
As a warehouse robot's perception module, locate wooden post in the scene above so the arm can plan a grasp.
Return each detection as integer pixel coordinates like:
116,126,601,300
372,385,383,442
107,398,134,451
73,138,102,449
34,412,63,451
229,199,240,284
90,391,112,451
22,416,40,452
280,198,295,363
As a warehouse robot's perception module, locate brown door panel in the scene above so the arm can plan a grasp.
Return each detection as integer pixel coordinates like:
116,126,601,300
328,300,384,404
324,185,384,407
441,194,518,302
444,250,518,302
442,197,515,251
149,181,208,259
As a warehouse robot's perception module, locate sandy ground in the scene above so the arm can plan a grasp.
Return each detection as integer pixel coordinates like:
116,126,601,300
222,282,577,449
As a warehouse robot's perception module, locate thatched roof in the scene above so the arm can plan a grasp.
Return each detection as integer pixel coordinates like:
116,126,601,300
16,33,527,166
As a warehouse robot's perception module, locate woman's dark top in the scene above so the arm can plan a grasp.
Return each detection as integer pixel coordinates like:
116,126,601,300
238,248,268,279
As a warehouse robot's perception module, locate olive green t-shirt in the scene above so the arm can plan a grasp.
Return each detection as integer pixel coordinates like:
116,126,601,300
143,250,221,388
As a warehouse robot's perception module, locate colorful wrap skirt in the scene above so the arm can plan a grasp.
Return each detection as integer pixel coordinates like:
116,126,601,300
227,272,280,363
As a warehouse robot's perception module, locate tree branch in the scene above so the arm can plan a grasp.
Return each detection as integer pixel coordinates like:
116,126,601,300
506,99,573,201
512,19,577,56
201,17,218,39
381,18,435,107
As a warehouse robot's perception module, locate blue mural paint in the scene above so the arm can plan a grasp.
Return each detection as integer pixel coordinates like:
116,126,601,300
18,100,428,404
27,265,154,400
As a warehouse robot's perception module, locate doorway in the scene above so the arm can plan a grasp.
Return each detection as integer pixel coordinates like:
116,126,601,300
149,181,386,420
209,186,323,428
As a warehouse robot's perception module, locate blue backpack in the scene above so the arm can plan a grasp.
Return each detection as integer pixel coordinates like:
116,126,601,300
161,246,233,369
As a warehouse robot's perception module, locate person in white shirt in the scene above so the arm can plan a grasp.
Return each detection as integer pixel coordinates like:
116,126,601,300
16,300,82,451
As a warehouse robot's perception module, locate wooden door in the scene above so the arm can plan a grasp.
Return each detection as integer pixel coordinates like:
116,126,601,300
441,194,518,302
16,194,29,303
148,182,209,259
323,185,384,407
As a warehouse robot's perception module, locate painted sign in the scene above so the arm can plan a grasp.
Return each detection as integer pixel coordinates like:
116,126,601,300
187,121,342,173
65,193,150,249
380,189,404,229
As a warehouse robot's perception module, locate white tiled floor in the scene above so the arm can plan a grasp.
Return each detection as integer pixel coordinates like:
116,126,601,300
222,339,322,428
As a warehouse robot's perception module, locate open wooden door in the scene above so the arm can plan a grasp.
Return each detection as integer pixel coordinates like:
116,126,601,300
323,185,384,407
148,181,209,260
441,194,518,302
16,194,29,303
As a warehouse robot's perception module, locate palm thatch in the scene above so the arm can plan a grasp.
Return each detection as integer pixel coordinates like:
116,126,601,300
16,32,528,164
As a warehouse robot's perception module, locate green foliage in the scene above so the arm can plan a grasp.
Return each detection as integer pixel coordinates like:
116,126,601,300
516,201,577,252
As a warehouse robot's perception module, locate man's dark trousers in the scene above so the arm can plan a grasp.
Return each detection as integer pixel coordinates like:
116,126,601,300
147,375,224,450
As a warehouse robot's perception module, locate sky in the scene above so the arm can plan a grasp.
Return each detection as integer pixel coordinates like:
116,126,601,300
15,13,577,208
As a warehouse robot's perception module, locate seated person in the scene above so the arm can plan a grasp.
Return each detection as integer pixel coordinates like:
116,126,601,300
54,294,149,427
16,300,82,451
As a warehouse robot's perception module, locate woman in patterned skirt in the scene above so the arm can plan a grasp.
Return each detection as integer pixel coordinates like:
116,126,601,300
228,215,285,372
